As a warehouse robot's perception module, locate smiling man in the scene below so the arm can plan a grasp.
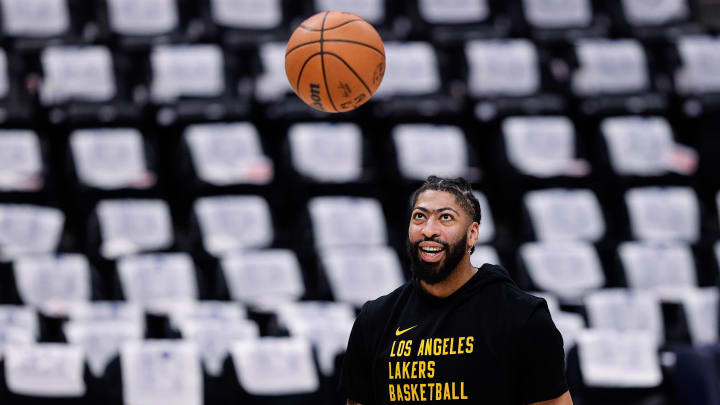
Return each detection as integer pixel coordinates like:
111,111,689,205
340,176,573,405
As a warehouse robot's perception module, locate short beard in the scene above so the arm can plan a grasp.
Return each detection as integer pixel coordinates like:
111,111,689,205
407,234,468,285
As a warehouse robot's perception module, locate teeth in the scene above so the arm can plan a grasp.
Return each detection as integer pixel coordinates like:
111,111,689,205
421,247,442,252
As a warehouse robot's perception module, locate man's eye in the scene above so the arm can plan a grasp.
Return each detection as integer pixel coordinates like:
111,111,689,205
414,212,425,220
441,214,453,220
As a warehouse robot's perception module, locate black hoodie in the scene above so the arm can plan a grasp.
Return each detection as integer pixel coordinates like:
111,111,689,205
340,263,569,405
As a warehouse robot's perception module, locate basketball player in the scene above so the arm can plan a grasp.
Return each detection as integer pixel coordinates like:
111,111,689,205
341,176,573,404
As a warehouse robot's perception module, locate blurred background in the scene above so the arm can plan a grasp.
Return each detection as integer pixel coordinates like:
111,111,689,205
0,0,719,404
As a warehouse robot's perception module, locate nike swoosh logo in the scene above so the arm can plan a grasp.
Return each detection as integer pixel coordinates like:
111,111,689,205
395,325,417,336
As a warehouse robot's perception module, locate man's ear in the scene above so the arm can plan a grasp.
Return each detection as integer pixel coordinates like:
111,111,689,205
467,221,479,248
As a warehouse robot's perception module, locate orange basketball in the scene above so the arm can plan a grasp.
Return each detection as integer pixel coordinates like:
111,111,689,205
285,11,385,113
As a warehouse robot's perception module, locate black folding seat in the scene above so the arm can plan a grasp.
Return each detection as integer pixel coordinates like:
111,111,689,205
464,39,565,121
146,43,250,125
405,0,511,43
36,45,141,124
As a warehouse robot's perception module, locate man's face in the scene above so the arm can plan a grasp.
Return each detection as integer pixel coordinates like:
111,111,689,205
407,190,475,285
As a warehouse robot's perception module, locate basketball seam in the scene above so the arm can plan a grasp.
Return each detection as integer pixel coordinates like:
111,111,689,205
320,12,338,112
286,39,385,58
294,52,322,92
299,19,363,32
324,52,372,95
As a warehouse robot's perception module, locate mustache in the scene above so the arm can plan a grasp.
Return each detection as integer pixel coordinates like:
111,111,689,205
412,237,450,251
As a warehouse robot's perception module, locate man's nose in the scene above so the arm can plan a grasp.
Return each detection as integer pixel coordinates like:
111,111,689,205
421,218,440,238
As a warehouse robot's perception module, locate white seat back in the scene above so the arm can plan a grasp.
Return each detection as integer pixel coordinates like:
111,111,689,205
231,337,320,395
622,0,688,26
184,122,273,186
117,253,198,306
680,287,719,346
121,340,202,405
472,191,495,243
470,245,500,267
107,0,178,35
601,116,675,176
166,300,247,329
585,288,664,343
194,195,273,255
553,312,586,353
96,199,174,259
524,189,605,241
375,42,440,97
503,116,579,177
308,196,387,248
572,39,648,95
316,0,384,23
0,129,42,191
14,254,90,311
578,330,662,387
1,0,69,37
618,241,696,301
676,36,720,94
466,39,539,97
151,44,225,102
5,343,86,397
320,246,405,307
522,0,592,28
0,49,8,98
64,320,143,377
211,0,282,29
255,42,290,102
418,0,489,24
0,204,64,261
625,186,699,242
178,318,258,376
70,128,150,190
393,124,469,180
289,123,363,183
40,46,116,104
276,301,355,376
520,241,605,299
0,306,38,340
221,249,304,308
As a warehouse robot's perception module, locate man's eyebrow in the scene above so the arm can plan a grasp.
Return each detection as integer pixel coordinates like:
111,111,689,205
413,206,461,215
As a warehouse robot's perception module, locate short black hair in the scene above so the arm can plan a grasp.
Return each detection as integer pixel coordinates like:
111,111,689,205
409,176,482,226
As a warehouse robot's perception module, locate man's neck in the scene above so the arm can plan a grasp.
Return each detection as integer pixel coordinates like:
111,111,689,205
420,257,477,299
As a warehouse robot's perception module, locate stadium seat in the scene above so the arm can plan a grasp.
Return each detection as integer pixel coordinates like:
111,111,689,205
568,38,666,115
680,287,719,345
63,318,143,378
229,337,323,404
502,116,590,178
373,41,461,116
585,288,665,343
599,116,698,179
275,301,355,376
12,254,95,312
392,123,480,182
120,340,202,405
625,186,699,243
0,204,64,262
205,0,287,46
465,39,565,120
69,128,157,191
287,122,366,184
318,246,405,306
100,0,186,48
39,45,140,123
618,241,697,301
116,252,199,306
182,122,274,187
406,0,510,42
307,196,387,248
512,0,608,41
523,188,606,242
91,199,174,260
610,0,701,40
149,44,248,124
518,241,605,300
0,129,45,193
192,195,274,257
0,305,37,343
312,0,386,26
673,35,720,115
220,249,305,309
0,0,80,49
3,343,86,400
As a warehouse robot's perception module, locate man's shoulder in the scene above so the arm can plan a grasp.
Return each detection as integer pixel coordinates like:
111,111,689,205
359,280,415,318
475,264,549,322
